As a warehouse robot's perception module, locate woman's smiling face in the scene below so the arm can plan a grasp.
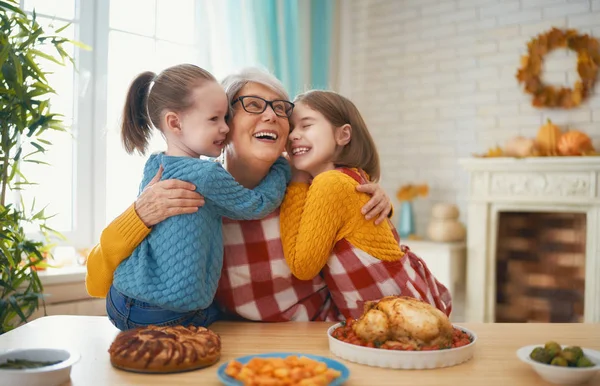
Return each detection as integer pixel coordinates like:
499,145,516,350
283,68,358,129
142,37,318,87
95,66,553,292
225,82,291,165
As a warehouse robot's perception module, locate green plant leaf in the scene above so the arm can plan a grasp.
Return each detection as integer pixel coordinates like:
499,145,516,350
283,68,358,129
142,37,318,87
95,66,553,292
23,159,50,166
54,22,71,34
0,87,16,95
0,0,77,333
36,138,51,145
0,42,10,68
31,81,56,94
24,52,46,82
29,49,63,65
31,142,48,155
9,51,22,85
0,1,24,15
0,242,15,267
68,39,92,51
31,207,46,221
7,295,29,323
0,279,15,292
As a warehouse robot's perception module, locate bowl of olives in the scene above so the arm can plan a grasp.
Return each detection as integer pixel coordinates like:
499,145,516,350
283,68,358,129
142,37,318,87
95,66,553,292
516,341,600,385
0,348,80,386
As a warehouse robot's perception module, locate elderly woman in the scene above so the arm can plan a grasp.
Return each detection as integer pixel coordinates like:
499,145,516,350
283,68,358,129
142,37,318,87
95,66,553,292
86,67,450,325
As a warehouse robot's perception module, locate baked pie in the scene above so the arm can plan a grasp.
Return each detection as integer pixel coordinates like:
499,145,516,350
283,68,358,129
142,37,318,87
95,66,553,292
108,325,221,373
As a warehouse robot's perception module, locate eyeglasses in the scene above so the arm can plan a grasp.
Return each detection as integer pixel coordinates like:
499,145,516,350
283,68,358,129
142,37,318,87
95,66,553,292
232,96,295,118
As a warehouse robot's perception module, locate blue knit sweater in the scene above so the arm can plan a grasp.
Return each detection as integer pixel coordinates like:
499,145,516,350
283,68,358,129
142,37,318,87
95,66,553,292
112,153,291,312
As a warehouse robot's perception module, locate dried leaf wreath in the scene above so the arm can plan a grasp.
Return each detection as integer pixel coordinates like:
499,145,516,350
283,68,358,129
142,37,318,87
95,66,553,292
516,27,600,109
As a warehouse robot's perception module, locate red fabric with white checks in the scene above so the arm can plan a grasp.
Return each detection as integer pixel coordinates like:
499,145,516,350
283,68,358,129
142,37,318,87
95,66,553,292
215,210,338,322
214,168,452,322
322,168,453,319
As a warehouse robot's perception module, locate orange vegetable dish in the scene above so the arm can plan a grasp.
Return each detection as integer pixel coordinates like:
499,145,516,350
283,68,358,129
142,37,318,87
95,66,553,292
332,317,472,351
224,355,342,386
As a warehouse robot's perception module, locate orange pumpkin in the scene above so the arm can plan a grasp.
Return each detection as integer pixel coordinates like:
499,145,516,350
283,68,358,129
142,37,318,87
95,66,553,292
535,119,562,156
557,130,594,156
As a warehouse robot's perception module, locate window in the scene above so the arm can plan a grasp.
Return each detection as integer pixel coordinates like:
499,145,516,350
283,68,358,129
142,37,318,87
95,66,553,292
104,0,201,224
13,1,266,250
19,1,78,237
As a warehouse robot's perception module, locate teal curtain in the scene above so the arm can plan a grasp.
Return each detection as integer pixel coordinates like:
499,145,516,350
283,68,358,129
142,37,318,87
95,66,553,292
249,0,335,98
202,0,335,97
198,0,336,97
309,0,333,91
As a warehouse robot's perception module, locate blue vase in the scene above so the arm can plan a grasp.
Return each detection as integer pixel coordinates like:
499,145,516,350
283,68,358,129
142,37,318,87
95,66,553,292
398,201,415,239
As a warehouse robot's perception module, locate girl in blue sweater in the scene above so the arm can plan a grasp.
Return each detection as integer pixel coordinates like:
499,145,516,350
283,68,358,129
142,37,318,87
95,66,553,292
106,64,292,331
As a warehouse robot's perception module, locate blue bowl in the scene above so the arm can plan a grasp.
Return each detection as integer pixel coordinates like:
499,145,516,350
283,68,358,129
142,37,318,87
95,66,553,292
217,352,350,385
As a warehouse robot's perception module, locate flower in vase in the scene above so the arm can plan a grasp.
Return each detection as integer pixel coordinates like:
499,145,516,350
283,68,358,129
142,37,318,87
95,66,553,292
396,184,429,202
395,183,429,239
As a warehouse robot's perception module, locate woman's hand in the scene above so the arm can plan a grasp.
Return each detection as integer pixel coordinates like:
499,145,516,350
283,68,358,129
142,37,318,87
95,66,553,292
134,166,205,227
356,183,393,225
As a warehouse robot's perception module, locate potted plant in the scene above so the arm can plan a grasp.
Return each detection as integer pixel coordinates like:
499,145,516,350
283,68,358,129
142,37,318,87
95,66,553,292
0,0,79,334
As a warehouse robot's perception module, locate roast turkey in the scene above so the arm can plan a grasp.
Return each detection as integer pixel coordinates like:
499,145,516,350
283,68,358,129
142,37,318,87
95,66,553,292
352,296,453,349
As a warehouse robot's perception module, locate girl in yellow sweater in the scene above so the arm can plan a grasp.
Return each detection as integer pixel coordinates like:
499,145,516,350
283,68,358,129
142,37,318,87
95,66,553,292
280,90,452,319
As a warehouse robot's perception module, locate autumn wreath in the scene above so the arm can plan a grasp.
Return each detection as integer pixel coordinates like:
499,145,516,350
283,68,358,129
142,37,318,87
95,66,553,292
516,27,600,109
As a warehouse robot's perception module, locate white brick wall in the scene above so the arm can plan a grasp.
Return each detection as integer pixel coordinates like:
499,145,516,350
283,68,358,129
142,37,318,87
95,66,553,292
345,0,600,236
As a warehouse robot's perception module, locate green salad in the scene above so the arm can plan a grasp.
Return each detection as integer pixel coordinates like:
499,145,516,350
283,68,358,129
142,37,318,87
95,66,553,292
0,359,62,370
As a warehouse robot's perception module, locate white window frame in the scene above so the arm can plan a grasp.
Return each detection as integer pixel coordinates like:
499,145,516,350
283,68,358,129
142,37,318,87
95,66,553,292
15,0,95,248
89,0,109,245
18,1,230,248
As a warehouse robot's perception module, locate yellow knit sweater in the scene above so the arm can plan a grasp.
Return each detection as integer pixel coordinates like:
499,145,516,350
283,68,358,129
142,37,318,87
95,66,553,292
280,169,404,281
85,204,151,297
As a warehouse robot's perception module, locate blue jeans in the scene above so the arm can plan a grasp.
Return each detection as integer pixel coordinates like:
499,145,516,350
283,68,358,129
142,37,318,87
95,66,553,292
106,285,221,331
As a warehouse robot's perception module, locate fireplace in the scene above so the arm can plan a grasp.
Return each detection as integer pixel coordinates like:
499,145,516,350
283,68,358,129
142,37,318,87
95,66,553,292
459,157,600,323
495,211,586,323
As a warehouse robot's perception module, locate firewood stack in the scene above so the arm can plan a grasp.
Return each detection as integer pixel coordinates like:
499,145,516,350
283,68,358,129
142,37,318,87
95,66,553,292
495,212,586,323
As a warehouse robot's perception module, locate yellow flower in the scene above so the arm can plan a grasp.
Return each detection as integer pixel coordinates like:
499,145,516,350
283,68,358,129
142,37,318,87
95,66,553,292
396,183,429,202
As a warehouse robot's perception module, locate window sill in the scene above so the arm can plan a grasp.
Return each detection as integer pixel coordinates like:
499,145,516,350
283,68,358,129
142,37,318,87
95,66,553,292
36,265,87,286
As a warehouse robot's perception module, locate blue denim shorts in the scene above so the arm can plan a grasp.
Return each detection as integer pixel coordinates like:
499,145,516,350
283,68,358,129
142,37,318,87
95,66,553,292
106,285,221,331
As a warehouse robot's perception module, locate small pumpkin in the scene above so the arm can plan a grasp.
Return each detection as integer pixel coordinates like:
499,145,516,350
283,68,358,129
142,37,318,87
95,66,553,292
557,130,594,156
504,136,538,157
535,119,562,156
431,203,459,220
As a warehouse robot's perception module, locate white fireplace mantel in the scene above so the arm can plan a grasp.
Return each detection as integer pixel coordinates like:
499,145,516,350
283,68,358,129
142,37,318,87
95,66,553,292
458,157,600,323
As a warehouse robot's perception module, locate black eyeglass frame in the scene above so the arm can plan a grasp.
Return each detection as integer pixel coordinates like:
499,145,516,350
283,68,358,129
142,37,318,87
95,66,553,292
231,95,295,118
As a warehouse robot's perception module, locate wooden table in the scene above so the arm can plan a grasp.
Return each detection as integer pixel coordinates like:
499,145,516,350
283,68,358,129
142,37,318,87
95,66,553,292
0,316,598,385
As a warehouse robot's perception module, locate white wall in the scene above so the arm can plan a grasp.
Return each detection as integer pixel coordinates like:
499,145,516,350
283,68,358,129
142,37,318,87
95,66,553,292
343,0,600,236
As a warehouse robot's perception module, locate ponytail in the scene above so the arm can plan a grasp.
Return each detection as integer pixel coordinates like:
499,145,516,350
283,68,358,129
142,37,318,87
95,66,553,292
121,64,217,155
121,71,155,155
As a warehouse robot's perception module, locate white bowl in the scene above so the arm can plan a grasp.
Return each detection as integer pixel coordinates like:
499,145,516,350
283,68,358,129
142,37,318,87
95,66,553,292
0,348,80,386
516,345,600,385
327,323,477,369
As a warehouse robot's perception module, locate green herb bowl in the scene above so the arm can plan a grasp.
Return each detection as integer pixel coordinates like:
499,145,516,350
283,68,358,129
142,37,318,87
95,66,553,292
0,348,80,386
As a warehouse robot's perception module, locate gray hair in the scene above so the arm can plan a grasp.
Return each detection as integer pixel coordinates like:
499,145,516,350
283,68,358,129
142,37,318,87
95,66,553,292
221,67,290,117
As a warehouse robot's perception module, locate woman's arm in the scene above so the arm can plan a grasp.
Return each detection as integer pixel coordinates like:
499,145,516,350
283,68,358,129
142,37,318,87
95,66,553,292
85,169,204,297
280,171,357,280
135,166,205,227
85,205,151,297
356,183,393,224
